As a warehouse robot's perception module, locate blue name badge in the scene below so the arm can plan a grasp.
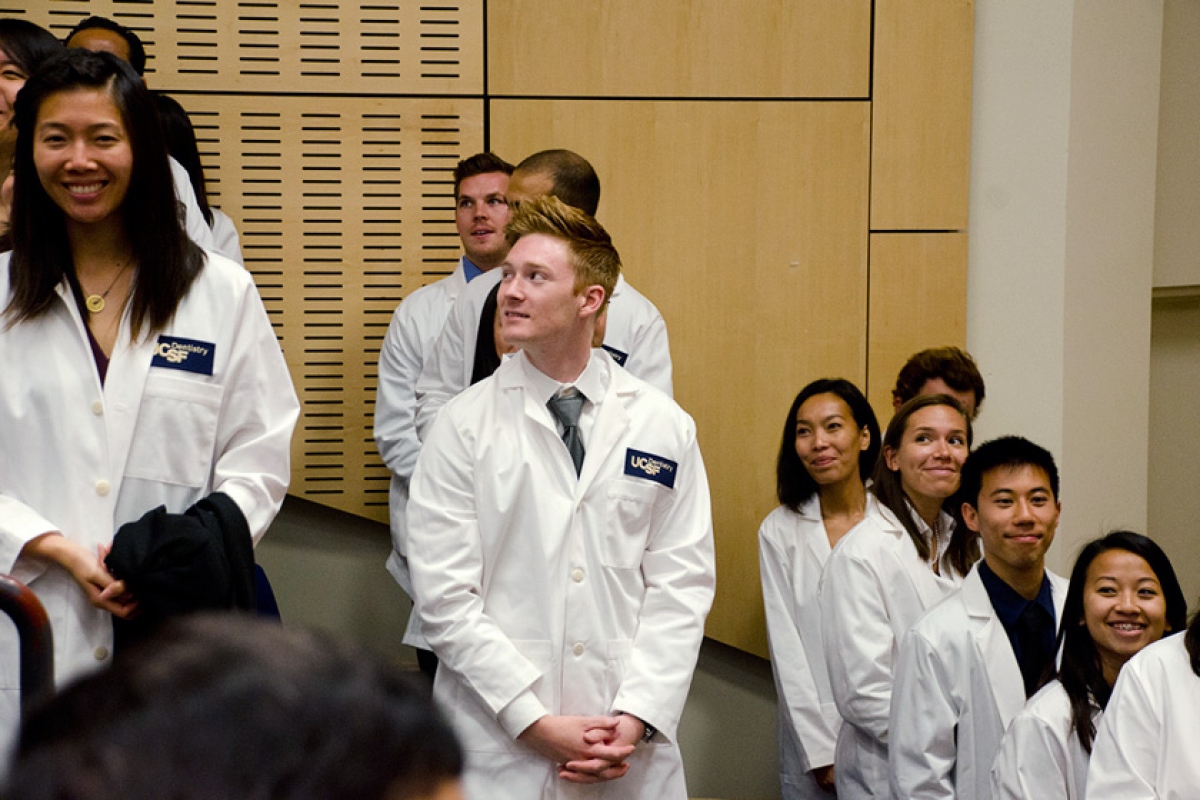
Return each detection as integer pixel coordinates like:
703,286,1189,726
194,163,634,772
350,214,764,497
624,448,678,489
151,336,216,376
601,344,628,366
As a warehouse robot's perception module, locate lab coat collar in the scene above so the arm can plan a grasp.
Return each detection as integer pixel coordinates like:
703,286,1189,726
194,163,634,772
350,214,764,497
797,495,832,562
962,564,1026,726
507,350,632,497
872,497,959,607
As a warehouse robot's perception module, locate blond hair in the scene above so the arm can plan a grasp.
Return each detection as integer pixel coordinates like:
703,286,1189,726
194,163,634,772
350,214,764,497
505,196,620,307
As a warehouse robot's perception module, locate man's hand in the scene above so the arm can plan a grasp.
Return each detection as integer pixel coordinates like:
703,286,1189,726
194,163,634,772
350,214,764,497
559,713,646,783
518,715,635,784
812,764,836,794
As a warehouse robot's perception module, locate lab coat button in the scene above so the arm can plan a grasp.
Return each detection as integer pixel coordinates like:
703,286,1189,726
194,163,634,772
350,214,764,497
94,646,109,661
91,400,104,415
571,568,584,583
572,642,585,656
95,480,110,496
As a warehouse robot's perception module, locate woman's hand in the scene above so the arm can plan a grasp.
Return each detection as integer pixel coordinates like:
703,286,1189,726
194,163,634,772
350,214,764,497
22,534,139,619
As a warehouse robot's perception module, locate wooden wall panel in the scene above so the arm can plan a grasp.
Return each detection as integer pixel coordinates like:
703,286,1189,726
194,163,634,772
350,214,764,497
871,0,974,230
182,95,483,521
493,100,871,657
866,233,969,421
488,0,871,98
18,0,482,94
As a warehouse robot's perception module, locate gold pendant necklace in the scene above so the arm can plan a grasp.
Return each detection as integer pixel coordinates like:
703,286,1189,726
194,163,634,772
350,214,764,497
84,261,129,314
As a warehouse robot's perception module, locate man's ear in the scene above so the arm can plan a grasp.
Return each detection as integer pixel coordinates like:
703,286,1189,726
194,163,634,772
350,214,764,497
579,285,606,317
961,501,980,533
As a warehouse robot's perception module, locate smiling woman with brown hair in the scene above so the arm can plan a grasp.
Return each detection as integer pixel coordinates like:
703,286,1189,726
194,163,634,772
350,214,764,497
818,393,977,799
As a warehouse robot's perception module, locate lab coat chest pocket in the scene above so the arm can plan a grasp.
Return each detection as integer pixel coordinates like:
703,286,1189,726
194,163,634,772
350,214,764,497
125,374,224,487
603,480,662,569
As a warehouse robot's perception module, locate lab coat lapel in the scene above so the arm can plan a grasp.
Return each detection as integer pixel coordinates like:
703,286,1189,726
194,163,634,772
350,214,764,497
53,280,152,499
576,374,631,497
964,567,1026,727
880,503,948,609
800,497,831,563
507,359,577,492
103,312,154,496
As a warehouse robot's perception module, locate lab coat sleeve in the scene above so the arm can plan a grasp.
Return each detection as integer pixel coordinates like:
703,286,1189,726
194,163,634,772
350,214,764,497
208,271,299,543
821,546,896,743
611,425,715,743
414,294,469,441
759,524,836,772
621,309,673,398
991,706,1072,800
373,304,424,483
0,495,59,579
1086,663,1159,800
889,625,959,799
211,209,244,266
406,407,548,734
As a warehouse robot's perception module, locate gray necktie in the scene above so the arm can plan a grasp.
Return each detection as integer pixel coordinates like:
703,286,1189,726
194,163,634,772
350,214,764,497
547,389,586,476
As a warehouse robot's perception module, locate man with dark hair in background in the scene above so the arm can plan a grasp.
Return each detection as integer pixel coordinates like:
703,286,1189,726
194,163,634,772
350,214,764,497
415,148,673,437
375,152,515,679
892,346,987,420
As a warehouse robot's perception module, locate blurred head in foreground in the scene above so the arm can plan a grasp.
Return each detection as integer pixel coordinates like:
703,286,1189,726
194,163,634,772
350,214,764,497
5,614,464,800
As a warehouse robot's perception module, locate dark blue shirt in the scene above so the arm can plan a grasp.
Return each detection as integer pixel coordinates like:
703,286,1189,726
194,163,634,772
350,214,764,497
978,560,1057,695
462,256,484,283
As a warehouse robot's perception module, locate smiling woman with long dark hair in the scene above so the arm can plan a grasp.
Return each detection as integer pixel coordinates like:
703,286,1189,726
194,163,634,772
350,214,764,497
991,530,1186,799
759,378,880,798
0,48,298,757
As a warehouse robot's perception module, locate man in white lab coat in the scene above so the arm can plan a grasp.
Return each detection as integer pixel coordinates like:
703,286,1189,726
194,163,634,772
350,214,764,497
889,436,1068,800
407,196,715,799
374,152,514,677
414,149,673,440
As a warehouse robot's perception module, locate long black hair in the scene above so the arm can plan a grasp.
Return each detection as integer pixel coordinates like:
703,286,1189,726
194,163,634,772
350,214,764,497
1054,530,1187,753
870,393,977,577
775,378,880,512
6,49,202,339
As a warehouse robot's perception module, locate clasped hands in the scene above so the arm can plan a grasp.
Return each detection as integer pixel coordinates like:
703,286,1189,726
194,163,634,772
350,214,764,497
518,713,645,784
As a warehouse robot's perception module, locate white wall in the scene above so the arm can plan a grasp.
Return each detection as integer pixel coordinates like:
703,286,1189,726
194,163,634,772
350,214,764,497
1154,0,1200,289
968,0,1163,573
1147,0,1200,612
1148,297,1200,607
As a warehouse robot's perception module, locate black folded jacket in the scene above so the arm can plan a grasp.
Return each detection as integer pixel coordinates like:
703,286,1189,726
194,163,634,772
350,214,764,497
106,492,256,651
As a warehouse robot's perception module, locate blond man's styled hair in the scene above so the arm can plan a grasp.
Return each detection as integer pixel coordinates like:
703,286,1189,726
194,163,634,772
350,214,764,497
505,195,621,308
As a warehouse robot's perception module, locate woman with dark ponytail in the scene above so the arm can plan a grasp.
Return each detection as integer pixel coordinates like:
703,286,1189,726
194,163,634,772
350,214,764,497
991,530,1186,799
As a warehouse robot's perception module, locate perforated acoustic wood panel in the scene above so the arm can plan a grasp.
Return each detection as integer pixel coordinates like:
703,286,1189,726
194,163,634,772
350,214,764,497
183,96,482,519
11,2,486,523
17,0,482,95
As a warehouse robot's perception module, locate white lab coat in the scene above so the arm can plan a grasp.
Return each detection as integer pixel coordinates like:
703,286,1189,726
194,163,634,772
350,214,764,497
889,563,1069,800
0,250,298,760
169,155,217,253
414,270,673,439
210,208,244,266
373,261,470,648
758,499,841,799
819,496,966,800
1087,633,1200,799
991,680,1097,800
407,349,714,800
